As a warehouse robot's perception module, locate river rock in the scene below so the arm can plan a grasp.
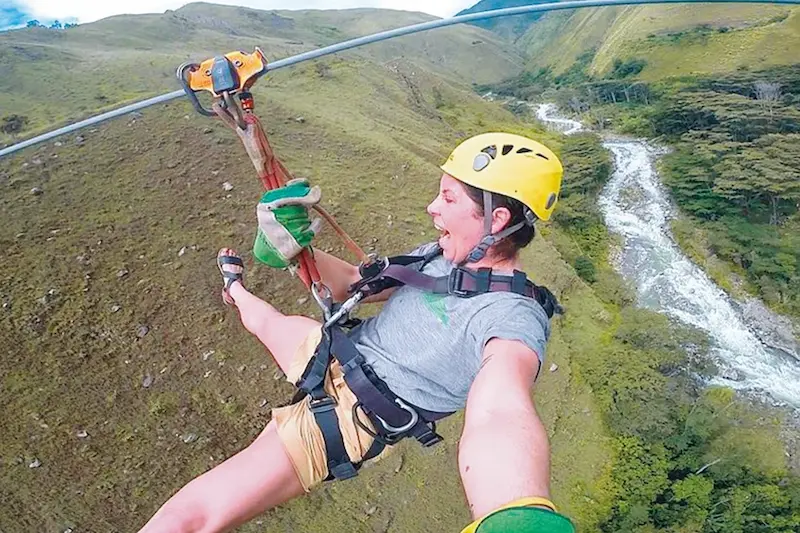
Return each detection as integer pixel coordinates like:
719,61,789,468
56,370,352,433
739,298,799,361
142,374,153,388
182,433,198,444
31,187,43,196
721,368,744,382
222,182,234,192
76,429,88,438
137,325,150,338
29,458,41,468
549,363,559,373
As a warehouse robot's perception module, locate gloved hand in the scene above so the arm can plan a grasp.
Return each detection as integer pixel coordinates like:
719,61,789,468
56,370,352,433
253,178,322,268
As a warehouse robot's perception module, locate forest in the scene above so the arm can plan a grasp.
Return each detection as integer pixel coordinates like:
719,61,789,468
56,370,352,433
549,133,800,532
480,62,800,318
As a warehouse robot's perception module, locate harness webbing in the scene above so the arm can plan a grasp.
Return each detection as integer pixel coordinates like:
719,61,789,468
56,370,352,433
354,246,562,319
295,326,448,480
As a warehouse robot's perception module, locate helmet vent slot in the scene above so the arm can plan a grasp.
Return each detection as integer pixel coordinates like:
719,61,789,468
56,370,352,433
481,145,497,159
536,153,549,160
501,144,514,156
516,147,533,154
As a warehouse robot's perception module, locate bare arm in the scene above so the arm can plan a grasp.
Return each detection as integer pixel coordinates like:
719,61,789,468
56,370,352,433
310,248,361,302
310,248,396,304
457,338,549,519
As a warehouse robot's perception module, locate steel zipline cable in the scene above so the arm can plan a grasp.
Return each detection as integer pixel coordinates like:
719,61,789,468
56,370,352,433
1,0,799,159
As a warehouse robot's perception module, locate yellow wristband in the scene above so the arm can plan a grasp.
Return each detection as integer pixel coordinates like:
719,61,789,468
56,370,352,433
460,497,559,533
502,497,558,513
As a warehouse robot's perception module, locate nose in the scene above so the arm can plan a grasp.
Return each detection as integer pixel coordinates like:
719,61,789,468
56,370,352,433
427,195,441,217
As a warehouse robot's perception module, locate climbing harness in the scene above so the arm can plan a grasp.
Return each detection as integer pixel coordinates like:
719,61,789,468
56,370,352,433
293,325,450,480
289,244,562,480
179,49,563,483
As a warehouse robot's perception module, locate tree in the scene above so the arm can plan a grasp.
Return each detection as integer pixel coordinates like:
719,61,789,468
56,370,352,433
574,256,597,283
50,20,62,29
713,135,800,224
26,20,41,28
753,81,782,119
1,115,29,138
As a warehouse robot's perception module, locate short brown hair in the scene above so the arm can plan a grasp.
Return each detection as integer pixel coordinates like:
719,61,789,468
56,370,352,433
462,182,535,261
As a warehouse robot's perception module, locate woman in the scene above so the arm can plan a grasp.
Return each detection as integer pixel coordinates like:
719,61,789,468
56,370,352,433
138,132,575,533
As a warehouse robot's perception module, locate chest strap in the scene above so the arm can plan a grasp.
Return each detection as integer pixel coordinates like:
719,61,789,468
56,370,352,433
350,246,561,319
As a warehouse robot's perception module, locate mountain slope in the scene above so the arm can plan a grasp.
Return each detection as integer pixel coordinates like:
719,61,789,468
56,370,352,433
0,4,616,531
0,2,525,144
518,4,800,80
456,0,554,40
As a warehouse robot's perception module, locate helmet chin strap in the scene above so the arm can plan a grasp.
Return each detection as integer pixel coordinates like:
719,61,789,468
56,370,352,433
460,191,536,266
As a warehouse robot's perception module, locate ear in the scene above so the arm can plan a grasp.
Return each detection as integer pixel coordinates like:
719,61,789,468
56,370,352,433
491,207,512,234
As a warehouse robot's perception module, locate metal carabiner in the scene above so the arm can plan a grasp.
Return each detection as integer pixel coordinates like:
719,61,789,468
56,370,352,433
311,282,334,322
376,398,419,434
324,291,364,329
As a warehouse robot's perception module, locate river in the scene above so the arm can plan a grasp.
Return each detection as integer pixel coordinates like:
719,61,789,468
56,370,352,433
535,103,800,408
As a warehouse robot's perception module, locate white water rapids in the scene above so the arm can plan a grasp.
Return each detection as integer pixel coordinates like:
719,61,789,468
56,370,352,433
535,103,800,408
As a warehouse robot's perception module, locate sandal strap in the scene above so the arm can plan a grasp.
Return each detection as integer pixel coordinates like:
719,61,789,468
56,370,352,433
218,255,244,267
218,253,245,293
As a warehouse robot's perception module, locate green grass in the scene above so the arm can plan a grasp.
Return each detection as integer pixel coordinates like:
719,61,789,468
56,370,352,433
0,3,524,145
0,24,618,528
520,5,800,80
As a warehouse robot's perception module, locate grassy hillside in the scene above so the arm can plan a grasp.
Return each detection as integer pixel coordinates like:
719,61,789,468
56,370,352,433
2,3,795,532
519,4,800,80
0,2,524,145
0,9,618,529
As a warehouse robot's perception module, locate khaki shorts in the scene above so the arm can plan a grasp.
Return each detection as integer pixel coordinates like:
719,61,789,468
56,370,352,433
273,326,390,491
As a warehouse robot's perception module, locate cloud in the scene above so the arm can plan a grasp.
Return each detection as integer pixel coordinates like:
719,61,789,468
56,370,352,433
1,2,32,30
15,1,476,24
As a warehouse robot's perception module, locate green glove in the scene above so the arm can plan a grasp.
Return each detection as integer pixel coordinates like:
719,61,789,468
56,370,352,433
253,178,322,268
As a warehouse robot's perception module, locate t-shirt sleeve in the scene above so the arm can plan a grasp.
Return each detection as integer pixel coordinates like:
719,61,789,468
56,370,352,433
405,241,439,257
474,298,551,365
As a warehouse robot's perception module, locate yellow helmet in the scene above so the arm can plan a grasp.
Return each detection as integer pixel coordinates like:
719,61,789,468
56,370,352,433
440,132,563,221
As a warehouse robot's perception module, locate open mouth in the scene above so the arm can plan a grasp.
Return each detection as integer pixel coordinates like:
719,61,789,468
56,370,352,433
434,222,450,240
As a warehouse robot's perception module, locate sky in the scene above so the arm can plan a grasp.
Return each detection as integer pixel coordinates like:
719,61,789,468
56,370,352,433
0,1,479,30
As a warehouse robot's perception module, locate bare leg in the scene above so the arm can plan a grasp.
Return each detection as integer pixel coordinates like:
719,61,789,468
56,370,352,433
227,281,320,374
138,421,304,533
218,248,320,374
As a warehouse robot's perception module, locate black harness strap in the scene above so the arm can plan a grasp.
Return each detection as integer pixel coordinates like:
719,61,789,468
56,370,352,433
295,327,448,481
351,245,562,318
296,330,358,480
291,244,561,483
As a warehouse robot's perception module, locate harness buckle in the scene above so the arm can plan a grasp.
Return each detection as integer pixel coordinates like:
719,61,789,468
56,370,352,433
328,461,358,480
309,396,337,413
448,268,470,297
417,428,444,448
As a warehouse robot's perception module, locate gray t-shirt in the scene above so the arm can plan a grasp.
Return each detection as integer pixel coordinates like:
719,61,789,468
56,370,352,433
348,243,551,413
